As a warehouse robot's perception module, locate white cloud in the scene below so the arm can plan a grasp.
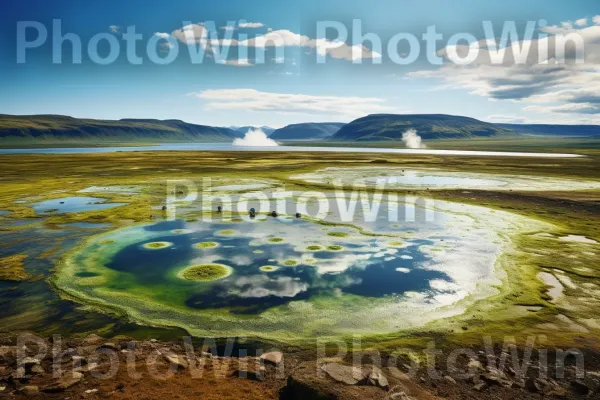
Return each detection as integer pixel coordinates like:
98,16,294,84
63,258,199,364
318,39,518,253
172,23,207,45
238,22,264,29
167,25,380,62
109,25,119,33
485,115,531,124
220,25,236,31
154,32,170,39
216,59,254,67
409,17,600,120
594,16,600,25
575,18,588,27
189,89,395,118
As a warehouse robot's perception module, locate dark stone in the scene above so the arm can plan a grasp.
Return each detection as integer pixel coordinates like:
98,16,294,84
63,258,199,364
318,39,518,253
570,380,590,395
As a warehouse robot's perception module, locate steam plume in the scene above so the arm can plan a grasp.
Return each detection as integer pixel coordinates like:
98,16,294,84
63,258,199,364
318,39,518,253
401,129,426,149
232,128,279,147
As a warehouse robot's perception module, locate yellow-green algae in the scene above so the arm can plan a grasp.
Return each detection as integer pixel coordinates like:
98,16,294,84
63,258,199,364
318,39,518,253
193,241,219,249
179,264,232,282
327,231,349,238
0,254,29,281
327,245,344,252
268,237,284,243
217,229,237,236
259,265,279,272
305,245,324,251
142,241,173,250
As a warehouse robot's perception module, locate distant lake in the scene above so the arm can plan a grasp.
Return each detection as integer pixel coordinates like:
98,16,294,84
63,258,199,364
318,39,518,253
0,143,582,158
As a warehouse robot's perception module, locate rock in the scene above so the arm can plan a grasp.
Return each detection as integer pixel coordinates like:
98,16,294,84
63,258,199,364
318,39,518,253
525,377,545,393
30,365,44,375
467,360,483,371
283,363,338,400
260,351,284,367
97,343,119,351
321,363,367,386
18,357,40,368
162,352,188,370
85,389,99,394
11,366,27,380
444,376,457,385
473,382,489,392
83,334,103,345
570,380,590,395
43,371,83,393
19,385,39,395
366,366,389,390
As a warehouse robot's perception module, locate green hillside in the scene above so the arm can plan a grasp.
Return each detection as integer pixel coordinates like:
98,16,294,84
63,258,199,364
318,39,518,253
0,114,240,143
330,114,510,141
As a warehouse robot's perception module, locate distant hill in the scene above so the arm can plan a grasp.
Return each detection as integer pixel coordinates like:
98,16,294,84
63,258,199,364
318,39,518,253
496,123,600,137
331,114,510,141
231,126,276,136
0,114,240,142
270,122,345,140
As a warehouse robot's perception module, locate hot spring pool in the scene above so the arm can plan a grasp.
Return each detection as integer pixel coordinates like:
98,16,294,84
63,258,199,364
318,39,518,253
52,194,544,340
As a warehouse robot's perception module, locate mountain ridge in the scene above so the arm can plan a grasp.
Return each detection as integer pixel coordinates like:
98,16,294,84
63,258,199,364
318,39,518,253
269,122,344,140
0,114,240,142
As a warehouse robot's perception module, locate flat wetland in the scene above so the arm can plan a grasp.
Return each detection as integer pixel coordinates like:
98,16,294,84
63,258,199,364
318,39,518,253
1,140,599,353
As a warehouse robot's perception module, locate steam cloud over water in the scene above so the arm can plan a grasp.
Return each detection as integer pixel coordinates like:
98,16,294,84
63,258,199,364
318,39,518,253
233,128,279,147
402,129,426,149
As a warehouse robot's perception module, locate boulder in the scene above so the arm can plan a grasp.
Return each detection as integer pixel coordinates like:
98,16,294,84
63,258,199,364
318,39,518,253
260,351,284,367
19,385,39,395
321,363,367,386
162,352,188,370
365,366,389,390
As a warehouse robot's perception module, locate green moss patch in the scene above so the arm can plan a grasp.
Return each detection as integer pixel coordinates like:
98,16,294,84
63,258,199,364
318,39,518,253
268,237,284,243
180,264,232,282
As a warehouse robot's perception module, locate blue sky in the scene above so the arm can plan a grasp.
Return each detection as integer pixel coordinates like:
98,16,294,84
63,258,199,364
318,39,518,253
1,0,599,127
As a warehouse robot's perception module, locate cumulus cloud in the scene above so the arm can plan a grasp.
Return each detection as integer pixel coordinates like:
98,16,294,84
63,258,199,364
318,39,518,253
190,88,394,118
575,18,588,27
595,16,600,25
409,18,600,120
109,25,120,33
238,22,264,29
165,23,380,62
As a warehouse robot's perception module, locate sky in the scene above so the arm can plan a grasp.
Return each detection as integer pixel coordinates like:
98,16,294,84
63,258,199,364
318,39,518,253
0,0,599,128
